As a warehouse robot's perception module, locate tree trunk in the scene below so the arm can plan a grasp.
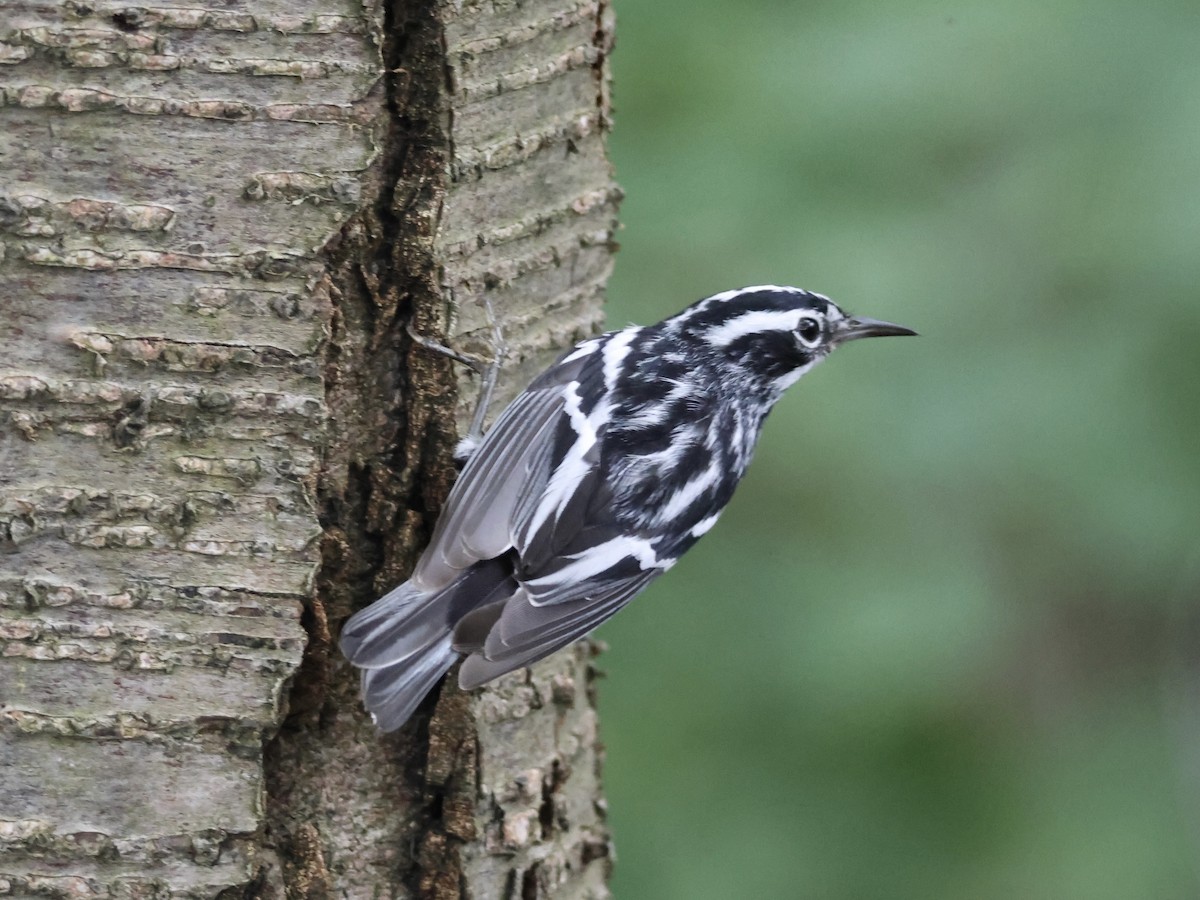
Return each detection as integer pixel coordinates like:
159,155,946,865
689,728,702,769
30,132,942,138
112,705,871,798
0,1,619,897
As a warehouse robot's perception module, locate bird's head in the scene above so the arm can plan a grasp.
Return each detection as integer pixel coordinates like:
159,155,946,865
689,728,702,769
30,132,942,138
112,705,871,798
672,285,916,394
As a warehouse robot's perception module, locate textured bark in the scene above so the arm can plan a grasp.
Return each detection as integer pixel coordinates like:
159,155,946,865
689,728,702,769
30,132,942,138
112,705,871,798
0,1,618,897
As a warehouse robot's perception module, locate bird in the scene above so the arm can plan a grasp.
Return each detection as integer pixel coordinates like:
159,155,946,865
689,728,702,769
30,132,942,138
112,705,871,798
340,285,916,730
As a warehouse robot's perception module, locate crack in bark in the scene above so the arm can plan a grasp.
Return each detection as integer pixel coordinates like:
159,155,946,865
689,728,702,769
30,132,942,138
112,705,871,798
256,0,465,896
244,0,621,893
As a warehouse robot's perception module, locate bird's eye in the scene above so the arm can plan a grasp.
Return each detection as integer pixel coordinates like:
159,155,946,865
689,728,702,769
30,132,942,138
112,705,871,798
796,317,822,346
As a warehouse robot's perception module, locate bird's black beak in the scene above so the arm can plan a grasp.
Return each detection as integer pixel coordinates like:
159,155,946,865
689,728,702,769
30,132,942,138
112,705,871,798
833,315,918,344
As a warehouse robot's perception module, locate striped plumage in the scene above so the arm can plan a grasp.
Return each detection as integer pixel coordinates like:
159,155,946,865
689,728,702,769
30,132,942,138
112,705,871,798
340,285,915,730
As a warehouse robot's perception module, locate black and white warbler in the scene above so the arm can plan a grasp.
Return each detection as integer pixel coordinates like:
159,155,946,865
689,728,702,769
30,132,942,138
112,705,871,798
341,285,916,730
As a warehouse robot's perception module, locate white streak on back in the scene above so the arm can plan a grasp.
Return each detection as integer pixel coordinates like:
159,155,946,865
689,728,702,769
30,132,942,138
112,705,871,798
689,512,721,538
532,380,594,527
621,378,693,428
659,466,719,521
523,328,640,543
561,337,603,363
526,534,666,604
602,327,638,390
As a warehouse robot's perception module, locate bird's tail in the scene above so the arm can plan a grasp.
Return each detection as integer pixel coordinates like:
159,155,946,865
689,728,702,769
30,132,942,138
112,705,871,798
340,579,462,731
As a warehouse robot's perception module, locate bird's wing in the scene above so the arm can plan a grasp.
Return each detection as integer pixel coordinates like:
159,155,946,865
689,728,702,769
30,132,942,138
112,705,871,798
456,566,662,689
419,328,671,685
454,514,673,685
411,342,602,588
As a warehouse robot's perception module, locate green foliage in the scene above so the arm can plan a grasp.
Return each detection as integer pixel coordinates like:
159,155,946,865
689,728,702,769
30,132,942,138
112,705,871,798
599,1,1200,896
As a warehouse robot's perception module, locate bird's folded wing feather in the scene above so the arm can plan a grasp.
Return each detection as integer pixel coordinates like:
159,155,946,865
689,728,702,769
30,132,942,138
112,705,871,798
413,336,670,683
411,347,598,587
457,568,660,688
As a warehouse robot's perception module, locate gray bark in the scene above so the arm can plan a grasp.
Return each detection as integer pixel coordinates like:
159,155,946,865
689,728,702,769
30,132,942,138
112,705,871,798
0,1,619,897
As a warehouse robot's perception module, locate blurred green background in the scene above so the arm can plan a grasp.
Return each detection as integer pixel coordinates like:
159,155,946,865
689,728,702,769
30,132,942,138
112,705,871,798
595,1,1200,897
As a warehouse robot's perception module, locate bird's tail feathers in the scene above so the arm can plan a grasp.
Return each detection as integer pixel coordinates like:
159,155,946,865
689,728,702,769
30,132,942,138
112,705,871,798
360,635,459,732
340,579,460,669
340,578,465,731
340,561,516,731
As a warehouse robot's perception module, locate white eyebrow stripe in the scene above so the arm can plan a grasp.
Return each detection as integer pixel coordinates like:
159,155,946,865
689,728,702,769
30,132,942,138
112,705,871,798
704,309,805,347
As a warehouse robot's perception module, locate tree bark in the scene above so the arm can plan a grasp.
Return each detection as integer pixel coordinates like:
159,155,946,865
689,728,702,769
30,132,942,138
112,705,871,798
0,1,619,897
